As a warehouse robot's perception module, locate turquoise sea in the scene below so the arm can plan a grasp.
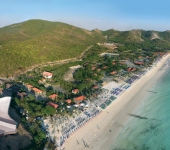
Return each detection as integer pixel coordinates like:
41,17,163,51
110,59,170,150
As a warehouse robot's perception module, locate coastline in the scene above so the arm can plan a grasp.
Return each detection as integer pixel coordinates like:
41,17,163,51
63,54,170,150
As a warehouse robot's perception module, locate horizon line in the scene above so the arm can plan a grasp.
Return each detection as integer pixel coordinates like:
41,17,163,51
0,18,169,32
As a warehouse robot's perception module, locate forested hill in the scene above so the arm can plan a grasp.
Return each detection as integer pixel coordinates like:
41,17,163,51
102,29,170,51
0,19,170,77
102,29,170,43
0,19,104,77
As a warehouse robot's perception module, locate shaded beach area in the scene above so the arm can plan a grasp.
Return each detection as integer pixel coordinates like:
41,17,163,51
63,54,170,150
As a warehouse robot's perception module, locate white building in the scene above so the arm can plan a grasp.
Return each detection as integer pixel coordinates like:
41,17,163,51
42,71,53,79
0,97,17,136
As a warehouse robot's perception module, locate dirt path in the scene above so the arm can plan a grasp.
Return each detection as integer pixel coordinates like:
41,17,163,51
6,45,93,80
63,65,82,82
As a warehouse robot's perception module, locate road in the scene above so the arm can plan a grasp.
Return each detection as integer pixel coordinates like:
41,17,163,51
0,45,93,81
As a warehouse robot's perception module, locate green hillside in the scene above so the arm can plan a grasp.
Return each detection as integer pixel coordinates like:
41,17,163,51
102,29,143,43
103,29,170,43
1,19,170,77
0,19,105,77
103,29,170,51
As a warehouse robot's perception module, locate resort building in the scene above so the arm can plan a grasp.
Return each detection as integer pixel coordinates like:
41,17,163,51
100,53,119,58
65,99,72,104
26,84,33,91
32,87,43,94
134,61,144,65
38,78,46,83
0,97,17,137
103,42,114,46
42,71,53,79
74,95,86,104
131,68,136,72
93,85,98,89
127,67,136,72
103,66,108,69
127,68,131,72
91,66,96,71
110,71,117,75
49,94,58,100
46,102,58,109
72,89,79,94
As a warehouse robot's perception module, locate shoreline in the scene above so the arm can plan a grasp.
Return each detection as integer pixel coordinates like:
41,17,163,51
63,54,170,150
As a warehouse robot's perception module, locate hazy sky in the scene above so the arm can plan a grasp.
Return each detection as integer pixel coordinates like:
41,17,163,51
1,0,170,31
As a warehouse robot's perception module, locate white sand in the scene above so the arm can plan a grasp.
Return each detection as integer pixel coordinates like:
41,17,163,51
102,81,120,91
63,54,170,150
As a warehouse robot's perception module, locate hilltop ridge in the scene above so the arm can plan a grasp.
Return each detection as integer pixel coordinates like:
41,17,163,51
0,19,170,77
0,19,104,76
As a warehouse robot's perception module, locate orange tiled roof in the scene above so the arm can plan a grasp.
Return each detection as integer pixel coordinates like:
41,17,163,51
93,85,98,89
49,94,58,100
91,66,96,70
127,67,136,72
32,87,43,93
72,89,79,94
127,68,131,72
74,95,86,101
27,84,33,89
131,68,136,71
103,66,108,69
43,71,52,77
110,71,117,75
66,99,72,104
135,61,144,65
46,102,58,109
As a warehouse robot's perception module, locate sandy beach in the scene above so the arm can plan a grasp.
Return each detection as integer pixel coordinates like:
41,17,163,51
63,54,170,150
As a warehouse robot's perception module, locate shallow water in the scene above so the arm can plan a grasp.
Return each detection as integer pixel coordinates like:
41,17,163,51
110,61,170,150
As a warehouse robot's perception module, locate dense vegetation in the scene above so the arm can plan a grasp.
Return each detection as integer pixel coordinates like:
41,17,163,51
2,24,168,149
102,29,170,52
1,20,170,77
0,19,105,77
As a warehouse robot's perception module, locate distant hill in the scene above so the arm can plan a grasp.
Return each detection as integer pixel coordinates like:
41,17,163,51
102,29,170,43
1,19,170,77
102,29,170,53
0,19,105,77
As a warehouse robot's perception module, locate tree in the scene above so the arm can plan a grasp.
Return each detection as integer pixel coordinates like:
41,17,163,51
41,106,56,116
46,86,54,96
27,94,35,101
